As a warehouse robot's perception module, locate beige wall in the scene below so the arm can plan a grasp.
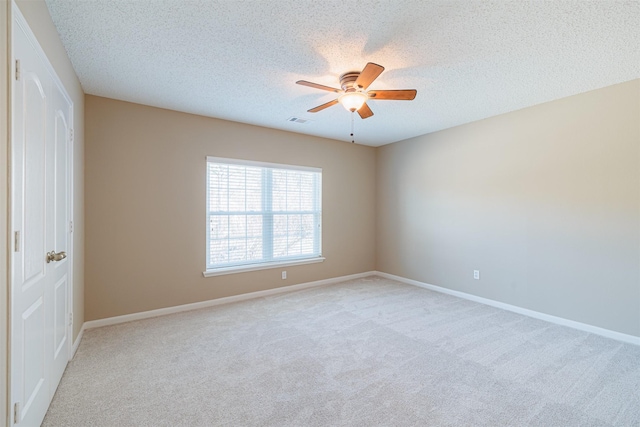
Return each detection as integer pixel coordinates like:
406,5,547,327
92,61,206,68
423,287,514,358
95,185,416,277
1,0,9,423
14,0,85,340
84,95,376,321
377,79,640,337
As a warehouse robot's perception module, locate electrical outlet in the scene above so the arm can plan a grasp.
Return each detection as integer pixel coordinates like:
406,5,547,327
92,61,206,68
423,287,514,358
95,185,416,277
473,270,480,280
282,271,287,280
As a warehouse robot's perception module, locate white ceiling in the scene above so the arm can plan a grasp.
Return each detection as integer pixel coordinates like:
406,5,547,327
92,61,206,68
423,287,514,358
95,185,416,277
45,0,640,146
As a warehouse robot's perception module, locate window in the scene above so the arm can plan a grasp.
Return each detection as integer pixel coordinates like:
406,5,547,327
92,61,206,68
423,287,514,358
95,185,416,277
204,157,323,276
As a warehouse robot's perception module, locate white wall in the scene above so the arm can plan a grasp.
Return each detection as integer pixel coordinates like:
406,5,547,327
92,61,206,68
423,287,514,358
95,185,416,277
377,79,640,337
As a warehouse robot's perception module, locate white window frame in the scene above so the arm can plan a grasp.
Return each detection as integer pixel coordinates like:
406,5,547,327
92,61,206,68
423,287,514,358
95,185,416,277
203,156,324,277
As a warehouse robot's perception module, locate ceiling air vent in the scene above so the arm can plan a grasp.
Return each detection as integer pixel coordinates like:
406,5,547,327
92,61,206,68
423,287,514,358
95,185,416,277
287,117,311,124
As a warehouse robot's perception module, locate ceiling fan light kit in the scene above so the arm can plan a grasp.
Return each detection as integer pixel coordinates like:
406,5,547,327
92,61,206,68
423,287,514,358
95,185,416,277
339,92,368,112
296,62,417,120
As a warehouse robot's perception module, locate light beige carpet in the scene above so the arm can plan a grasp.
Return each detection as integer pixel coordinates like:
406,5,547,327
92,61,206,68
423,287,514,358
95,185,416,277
44,276,640,426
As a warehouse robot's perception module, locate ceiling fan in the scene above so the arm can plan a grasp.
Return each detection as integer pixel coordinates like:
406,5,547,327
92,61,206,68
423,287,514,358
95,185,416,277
296,62,417,119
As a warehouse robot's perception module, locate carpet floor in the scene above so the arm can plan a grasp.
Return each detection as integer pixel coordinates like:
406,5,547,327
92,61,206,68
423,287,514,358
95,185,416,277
43,276,640,426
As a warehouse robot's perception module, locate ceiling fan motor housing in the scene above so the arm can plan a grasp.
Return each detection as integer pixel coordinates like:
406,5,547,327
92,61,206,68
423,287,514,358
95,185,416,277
340,72,362,92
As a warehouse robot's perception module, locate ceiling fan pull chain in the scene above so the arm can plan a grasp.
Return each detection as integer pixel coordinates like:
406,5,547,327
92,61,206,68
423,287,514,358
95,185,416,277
351,111,355,143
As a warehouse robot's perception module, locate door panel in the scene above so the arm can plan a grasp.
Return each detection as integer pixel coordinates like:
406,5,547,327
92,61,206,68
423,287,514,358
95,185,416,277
12,20,52,427
49,67,72,395
54,112,68,254
22,72,46,288
22,297,46,416
53,276,68,358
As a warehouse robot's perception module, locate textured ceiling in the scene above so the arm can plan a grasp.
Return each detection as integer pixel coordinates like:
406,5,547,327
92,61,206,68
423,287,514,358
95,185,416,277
45,0,640,146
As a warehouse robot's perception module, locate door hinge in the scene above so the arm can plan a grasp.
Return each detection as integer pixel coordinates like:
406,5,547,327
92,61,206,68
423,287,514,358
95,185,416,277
15,59,20,81
14,402,20,424
69,221,74,233
69,128,74,143
14,231,20,252
69,312,73,326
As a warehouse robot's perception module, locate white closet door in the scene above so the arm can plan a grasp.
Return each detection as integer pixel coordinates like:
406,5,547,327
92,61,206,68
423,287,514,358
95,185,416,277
11,9,72,426
48,76,72,394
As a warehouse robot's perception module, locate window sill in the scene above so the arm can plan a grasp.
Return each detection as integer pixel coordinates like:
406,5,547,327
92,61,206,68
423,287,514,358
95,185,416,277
203,257,325,277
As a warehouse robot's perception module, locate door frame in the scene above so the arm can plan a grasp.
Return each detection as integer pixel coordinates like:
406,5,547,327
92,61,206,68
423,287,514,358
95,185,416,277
3,2,12,426
9,3,74,424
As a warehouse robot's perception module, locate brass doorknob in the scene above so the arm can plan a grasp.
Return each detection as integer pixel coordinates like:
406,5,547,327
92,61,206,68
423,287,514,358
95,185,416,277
46,251,67,263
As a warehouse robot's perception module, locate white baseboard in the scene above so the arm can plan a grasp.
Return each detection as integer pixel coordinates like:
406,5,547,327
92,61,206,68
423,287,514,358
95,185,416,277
83,271,376,330
71,325,84,359
375,271,640,346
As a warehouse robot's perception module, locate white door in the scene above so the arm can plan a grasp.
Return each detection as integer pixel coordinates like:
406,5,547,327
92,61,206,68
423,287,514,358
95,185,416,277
48,81,72,396
11,9,73,427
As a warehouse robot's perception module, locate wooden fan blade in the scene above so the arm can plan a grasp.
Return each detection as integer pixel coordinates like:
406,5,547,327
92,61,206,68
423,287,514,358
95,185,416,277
308,99,339,113
357,102,374,119
367,89,417,100
354,63,385,90
296,80,341,93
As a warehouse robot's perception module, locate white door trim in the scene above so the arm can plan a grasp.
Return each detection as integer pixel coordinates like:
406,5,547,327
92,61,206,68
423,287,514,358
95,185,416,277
3,0,12,422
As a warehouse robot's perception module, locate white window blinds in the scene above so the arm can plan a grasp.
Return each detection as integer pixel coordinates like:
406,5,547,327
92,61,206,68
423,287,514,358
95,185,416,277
206,157,322,271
